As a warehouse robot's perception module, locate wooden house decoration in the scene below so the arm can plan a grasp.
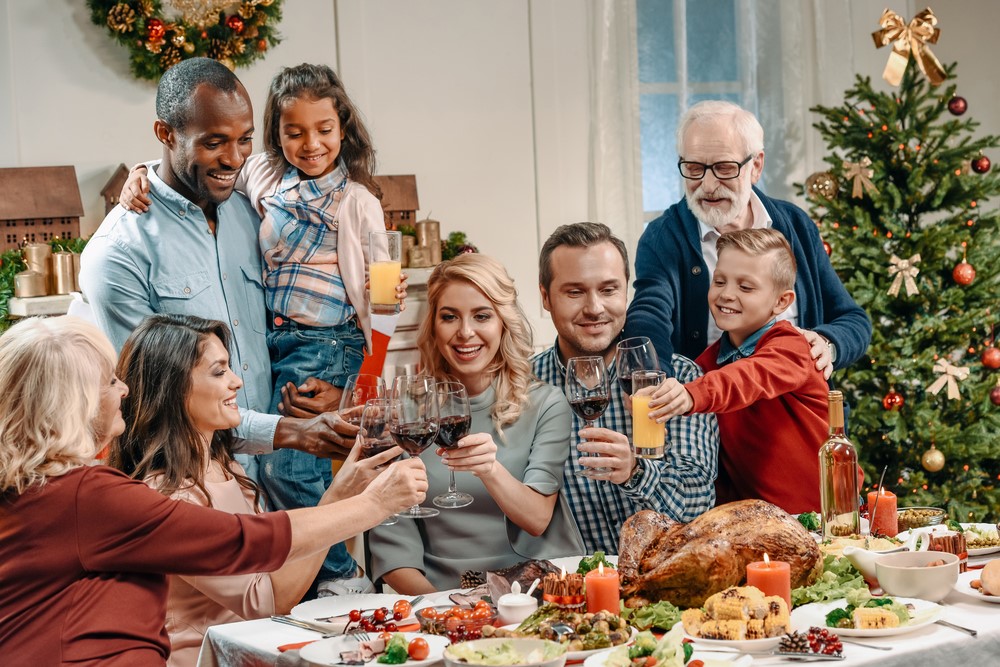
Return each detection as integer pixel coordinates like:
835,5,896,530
0,166,84,252
100,163,130,215
373,174,419,229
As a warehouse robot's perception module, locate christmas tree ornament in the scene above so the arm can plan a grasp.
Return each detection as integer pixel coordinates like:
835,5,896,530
952,260,976,285
887,253,921,296
991,380,1000,406
982,347,1000,369
823,240,832,256
843,157,879,198
927,358,969,400
882,388,905,410
947,95,968,115
805,172,839,201
872,8,946,86
921,445,945,472
972,155,992,174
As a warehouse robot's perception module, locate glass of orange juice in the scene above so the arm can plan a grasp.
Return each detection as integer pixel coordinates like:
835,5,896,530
631,370,666,459
369,230,402,314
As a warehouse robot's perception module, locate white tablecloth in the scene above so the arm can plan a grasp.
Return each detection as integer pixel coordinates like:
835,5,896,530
197,566,1000,667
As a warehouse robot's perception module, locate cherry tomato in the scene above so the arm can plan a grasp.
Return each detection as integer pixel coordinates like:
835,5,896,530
471,607,493,620
378,631,393,643
643,657,658,667
349,609,362,622
408,637,430,661
473,600,492,612
393,600,413,618
420,608,439,620
445,616,463,633
459,609,473,620
687,661,704,667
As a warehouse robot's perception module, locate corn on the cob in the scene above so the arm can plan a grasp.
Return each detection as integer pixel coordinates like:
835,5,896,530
745,618,766,639
681,608,709,636
699,620,747,641
852,607,900,629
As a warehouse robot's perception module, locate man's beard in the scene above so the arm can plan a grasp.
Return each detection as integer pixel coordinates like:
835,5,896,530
685,184,749,230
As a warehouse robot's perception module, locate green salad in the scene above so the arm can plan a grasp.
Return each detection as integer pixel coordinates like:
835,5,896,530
446,641,565,666
604,627,692,667
791,555,866,607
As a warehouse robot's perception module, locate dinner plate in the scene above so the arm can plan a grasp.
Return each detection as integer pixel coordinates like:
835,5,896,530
790,597,942,637
299,632,448,667
501,624,637,662
962,523,1000,556
292,594,418,631
952,569,1000,604
583,645,752,667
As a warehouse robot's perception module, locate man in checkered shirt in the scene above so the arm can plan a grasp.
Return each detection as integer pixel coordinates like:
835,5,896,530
531,223,719,554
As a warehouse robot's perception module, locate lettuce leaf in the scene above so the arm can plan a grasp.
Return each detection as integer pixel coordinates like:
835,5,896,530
791,555,866,607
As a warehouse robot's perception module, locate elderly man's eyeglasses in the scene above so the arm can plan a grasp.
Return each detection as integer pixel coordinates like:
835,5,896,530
677,154,754,180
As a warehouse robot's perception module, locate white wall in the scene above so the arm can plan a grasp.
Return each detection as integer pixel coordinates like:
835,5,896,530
1,0,997,343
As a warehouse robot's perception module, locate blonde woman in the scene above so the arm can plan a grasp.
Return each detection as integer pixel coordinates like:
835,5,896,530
369,254,584,594
0,316,426,666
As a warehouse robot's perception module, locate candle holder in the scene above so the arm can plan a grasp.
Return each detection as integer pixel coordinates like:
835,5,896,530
541,572,585,612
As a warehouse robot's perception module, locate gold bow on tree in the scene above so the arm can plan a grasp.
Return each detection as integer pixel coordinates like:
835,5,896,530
872,8,946,86
843,157,879,198
927,358,969,400
887,253,921,296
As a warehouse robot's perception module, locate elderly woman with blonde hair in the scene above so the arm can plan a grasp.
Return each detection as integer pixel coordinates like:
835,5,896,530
369,254,584,594
0,316,427,666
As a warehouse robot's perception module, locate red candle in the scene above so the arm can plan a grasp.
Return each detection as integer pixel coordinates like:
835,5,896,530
584,563,620,614
867,487,898,537
745,554,791,610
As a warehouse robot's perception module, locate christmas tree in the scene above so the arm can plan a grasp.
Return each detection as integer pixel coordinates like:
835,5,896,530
798,19,1000,521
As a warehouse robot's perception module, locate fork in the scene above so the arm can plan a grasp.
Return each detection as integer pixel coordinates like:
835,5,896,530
270,614,339,638
346,628,371,642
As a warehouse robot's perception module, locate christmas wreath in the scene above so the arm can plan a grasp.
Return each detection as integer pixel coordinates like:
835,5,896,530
87,0,283,82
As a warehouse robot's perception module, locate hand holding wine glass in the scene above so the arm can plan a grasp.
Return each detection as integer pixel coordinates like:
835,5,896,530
391,375,441,519
357,398,403,526
432,381,473,509
565,356,611,479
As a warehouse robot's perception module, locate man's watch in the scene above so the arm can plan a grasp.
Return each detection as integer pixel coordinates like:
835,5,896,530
621,458,644,490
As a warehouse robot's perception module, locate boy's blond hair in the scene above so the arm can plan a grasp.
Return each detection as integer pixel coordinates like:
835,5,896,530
715,228,796,292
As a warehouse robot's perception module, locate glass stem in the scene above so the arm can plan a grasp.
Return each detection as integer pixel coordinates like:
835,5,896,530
448,470,458,494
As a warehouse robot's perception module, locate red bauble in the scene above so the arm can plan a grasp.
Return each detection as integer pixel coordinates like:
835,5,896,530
257,38,268,52
882,390,904,411
972,155,992,174
226,14,245,33
953,261,976,285
147,18,165,40
991,385,1000,406
983,347,1000,369
948,96,968,115
823,240,832,256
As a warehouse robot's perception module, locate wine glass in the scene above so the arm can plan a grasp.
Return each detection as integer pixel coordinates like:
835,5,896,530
391,375,441,519
615,336,660,396
357,398,401,526
340,373,386,428
565,356,611,479
432,381,474,509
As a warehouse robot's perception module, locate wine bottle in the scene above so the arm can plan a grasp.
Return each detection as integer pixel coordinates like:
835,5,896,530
819,390,860,539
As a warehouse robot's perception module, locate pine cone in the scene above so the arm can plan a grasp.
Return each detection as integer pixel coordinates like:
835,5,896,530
159,47,182,70
460,571,485,588
106,3,137,33
137,0,155,17
239,2,257,19
778,631,811,654
207,38,233,59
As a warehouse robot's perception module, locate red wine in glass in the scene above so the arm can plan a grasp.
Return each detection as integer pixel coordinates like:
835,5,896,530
389,423,440,456
357,398,399,526
436,414,472,449
570,396,610,422
615,337,659,396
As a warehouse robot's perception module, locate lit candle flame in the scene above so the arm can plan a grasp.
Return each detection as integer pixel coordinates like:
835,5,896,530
763,553,771,567
598,562,604,575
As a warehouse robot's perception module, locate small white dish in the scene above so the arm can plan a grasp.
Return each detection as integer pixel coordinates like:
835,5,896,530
962,523,1000,556
299,632,448,667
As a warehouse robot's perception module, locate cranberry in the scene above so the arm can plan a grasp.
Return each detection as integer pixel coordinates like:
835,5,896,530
385,622,398,632
349,609,362,622
373,608,387,622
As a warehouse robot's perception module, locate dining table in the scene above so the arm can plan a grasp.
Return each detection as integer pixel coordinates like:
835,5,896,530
196,553,1000,667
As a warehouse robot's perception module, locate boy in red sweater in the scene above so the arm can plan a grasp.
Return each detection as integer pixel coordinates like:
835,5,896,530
646,228,828,513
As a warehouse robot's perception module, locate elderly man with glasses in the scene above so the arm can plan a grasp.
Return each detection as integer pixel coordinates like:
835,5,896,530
625,100,871,381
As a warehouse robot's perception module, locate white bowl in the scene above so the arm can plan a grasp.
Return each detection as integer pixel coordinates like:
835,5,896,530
875,550,959,602
443,638,567,667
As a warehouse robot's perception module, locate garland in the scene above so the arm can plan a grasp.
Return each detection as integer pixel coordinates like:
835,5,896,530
87,0,283,82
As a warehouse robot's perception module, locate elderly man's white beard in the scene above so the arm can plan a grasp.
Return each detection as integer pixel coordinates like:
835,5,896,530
685,184,752,230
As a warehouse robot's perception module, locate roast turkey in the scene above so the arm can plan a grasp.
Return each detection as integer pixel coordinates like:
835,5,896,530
618,500,822,609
